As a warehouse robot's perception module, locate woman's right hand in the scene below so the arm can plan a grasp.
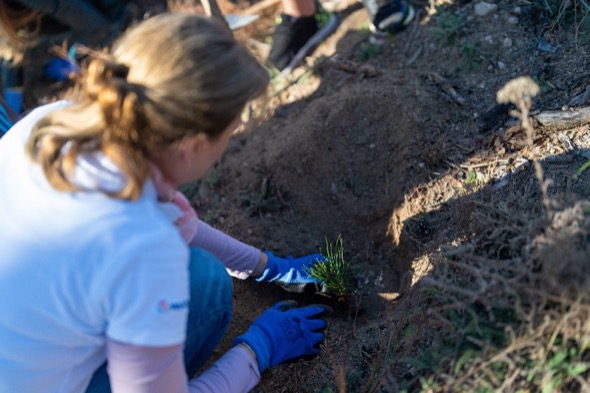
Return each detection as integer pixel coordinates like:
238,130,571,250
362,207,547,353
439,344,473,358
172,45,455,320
232,301,330,372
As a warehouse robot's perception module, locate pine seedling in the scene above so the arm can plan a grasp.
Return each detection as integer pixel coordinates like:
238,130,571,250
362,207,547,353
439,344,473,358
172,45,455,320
307,235,354,300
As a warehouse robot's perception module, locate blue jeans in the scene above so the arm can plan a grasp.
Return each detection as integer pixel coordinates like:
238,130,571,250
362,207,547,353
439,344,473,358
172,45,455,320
85,247,233,392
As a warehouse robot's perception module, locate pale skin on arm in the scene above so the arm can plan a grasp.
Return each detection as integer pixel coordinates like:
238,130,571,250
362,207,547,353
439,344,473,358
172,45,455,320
252,251,269,277
106,339,258,393
106,340,188,393
282,0,316,17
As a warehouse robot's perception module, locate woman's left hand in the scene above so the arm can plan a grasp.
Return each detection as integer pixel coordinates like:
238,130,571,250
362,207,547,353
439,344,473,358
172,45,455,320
255,251,325,292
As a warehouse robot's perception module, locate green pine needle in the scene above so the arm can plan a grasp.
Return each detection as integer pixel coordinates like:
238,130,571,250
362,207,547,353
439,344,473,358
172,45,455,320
307,235,353,297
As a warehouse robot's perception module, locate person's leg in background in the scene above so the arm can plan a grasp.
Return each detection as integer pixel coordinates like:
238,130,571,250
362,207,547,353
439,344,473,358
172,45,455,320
282,0,316,17
361,0,415,35
85,247,233,393
268,0,337,73
267,0,415,73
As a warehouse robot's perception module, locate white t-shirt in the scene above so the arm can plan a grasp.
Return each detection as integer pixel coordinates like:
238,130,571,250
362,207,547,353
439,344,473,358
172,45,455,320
0,102,190,392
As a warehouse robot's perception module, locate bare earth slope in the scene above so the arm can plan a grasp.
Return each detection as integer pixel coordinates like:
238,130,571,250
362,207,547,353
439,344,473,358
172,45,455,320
196,0,590,391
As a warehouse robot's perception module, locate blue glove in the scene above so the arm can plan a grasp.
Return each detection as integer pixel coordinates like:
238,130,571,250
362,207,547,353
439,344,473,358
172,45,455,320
233,300,330,372
43,52,81,82
43,57,80,82
256,251,324,292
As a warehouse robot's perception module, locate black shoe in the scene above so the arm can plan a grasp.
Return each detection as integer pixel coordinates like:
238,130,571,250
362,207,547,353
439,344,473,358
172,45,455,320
268,7,337,73
362,0,415,34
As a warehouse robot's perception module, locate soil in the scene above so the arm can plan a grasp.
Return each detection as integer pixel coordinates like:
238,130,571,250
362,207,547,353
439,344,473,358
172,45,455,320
8,0,590,391
204,1,590,391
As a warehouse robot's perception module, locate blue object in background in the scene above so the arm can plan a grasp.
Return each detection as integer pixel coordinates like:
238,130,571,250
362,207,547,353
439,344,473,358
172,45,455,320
1,60,23,126
0,102,13,136
4,87,22,115
43,57,81,82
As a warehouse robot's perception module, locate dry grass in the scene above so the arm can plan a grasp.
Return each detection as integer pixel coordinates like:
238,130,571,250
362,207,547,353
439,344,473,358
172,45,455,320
370,76,590,392
385,198,590,392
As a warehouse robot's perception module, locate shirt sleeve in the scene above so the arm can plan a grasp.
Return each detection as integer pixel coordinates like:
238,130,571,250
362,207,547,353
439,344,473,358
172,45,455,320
189,219,260,279
188,346,260,393
104,233,190,347
106,339,260,393
107,339,189,393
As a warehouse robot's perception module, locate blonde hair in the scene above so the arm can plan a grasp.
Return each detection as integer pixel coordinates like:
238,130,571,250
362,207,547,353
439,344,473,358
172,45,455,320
26,13,269,200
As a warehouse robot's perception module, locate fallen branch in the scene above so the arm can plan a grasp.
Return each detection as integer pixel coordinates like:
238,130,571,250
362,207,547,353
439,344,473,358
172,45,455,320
495,106,590,138
534,106,590,131
425,71,466,106
327,56,381,78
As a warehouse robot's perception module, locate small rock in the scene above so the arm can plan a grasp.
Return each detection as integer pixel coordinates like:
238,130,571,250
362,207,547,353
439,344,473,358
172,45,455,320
513,6,521,15
498,61,507,70
197,184,209,199
503,37,513,48
507,16,518,25
568,85,590,107
537,37,558,53
368,34,386,46
368,143,376,149
330,182,338,194
474,1,498,17
484,35,494,44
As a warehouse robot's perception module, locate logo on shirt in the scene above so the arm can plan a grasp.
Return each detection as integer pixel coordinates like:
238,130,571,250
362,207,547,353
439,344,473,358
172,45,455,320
156,299,189,314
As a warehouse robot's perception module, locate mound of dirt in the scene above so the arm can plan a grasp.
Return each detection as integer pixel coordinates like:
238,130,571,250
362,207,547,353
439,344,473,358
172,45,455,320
197,0,590,391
